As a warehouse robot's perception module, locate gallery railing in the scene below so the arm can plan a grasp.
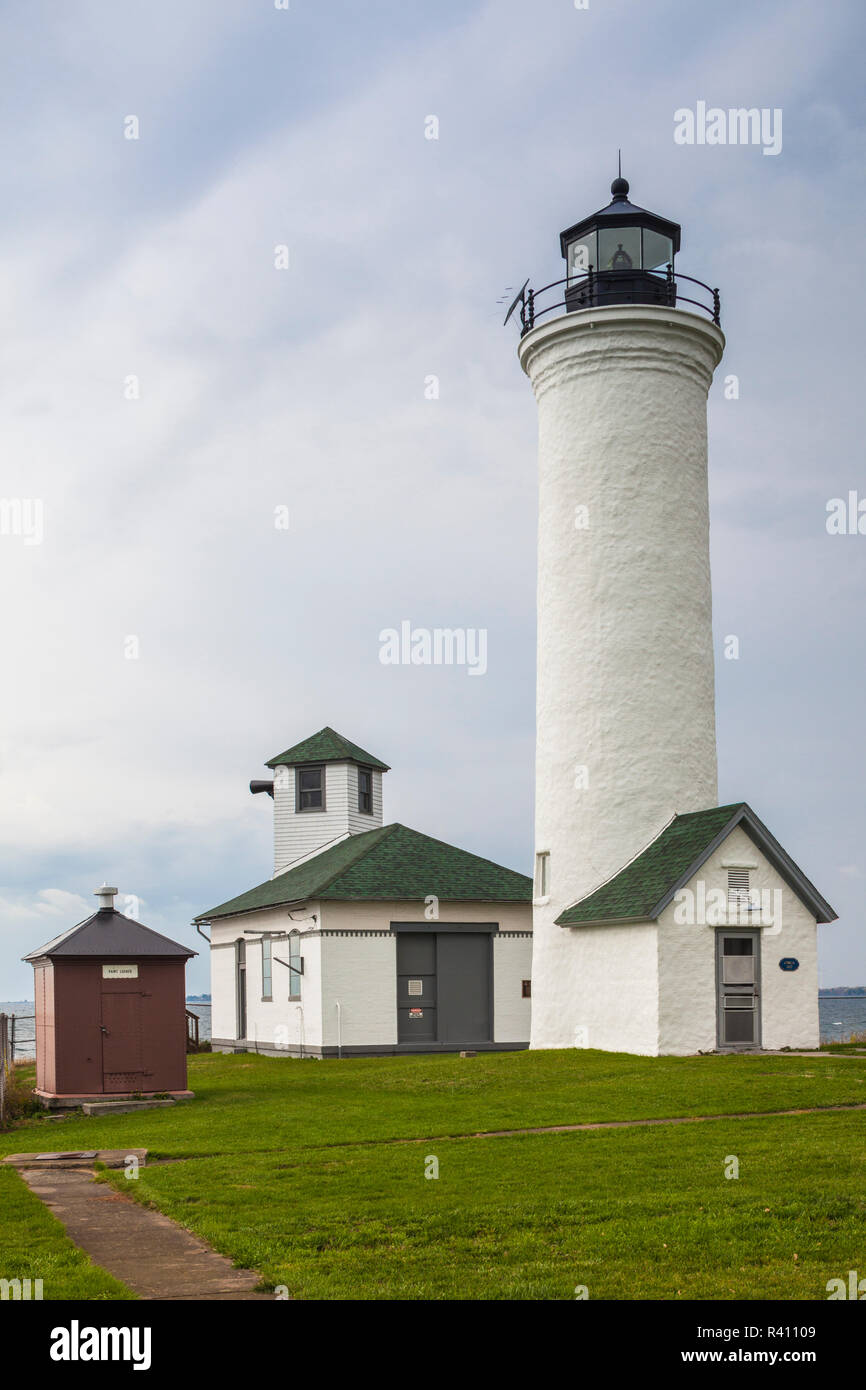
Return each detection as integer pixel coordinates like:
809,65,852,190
508,266,721,335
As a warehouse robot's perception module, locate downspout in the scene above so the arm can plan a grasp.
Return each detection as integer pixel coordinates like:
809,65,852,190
193,921,211,1042
335,1000,342,1059
296,1005,304,1059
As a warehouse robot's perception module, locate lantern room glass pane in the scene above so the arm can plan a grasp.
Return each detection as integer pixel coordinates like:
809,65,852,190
567,231,596,280
598,225,640,271
642,228,674,270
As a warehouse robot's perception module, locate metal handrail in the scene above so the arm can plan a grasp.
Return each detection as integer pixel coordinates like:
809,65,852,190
511,265,720,335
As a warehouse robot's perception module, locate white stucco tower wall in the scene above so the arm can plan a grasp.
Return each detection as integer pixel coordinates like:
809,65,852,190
521,305,725,1050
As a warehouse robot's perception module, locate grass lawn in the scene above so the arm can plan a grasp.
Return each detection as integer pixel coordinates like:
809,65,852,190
1,1049,864,1299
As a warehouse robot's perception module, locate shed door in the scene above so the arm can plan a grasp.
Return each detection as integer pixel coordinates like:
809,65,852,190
101,992,144,1091
717,930,761,1049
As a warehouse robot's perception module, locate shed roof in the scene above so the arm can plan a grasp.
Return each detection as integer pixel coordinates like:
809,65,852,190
554,802,837,928
23,909,197,961
265,726,390,771
196,821,532,921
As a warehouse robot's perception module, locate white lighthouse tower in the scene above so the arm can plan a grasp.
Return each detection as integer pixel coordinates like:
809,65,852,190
519,175,726,1051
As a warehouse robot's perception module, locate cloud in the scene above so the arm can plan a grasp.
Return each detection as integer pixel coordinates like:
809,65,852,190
0,888,91,923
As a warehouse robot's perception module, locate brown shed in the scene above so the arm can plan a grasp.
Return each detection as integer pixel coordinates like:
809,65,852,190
23,885,197,1105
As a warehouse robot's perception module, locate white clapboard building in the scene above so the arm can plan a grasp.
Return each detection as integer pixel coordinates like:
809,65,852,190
197,728,532,1057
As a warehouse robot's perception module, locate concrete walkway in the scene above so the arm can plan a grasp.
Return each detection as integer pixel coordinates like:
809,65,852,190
17,1166,272,1301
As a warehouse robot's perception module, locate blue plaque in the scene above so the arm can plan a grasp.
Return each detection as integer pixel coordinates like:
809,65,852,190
779,957,799,971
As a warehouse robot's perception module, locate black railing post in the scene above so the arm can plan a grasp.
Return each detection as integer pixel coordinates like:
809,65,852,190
665,262,674,307
526,288,535,332
712,288,720,326
587,264,594,308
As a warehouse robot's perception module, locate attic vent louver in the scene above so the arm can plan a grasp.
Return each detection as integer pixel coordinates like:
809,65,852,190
727,868,750,908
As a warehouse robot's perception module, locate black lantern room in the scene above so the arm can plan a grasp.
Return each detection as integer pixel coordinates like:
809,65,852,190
560,174,681,312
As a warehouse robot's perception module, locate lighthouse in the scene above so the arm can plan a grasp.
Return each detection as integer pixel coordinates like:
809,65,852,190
522,175,723,1050
515,174,836,1056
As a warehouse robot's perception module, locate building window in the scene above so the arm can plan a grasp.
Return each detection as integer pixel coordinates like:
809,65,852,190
535,851,550,899
288,931,302,1001
235,939,247,1042
522,979,532,998
261,937,272,1000
358,766,373,814
296,765,325,812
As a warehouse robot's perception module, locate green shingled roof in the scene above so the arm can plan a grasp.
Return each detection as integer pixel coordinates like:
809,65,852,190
266,726,389,771
196,822,532,921
555,804,747,926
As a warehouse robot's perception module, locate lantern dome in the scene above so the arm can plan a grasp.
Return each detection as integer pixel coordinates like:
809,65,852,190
503,168,720,337
559,174,682,311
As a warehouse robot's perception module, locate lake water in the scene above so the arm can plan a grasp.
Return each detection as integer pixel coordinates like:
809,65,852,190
819,995,866,1044
1,998,862,1054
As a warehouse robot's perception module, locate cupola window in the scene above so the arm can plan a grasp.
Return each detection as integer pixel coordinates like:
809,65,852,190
296,765,325,812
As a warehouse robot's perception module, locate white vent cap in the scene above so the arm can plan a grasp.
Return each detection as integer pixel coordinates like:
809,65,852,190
94,883,118,911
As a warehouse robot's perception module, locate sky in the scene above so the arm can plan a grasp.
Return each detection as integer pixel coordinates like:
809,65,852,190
0,0,864,997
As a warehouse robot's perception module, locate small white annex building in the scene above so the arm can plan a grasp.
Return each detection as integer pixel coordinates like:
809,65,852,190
197,728,532,1057
539,803,835,1056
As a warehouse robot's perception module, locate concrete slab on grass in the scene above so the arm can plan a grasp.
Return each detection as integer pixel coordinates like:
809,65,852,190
81,1100,177,1116
4,1148,148,1170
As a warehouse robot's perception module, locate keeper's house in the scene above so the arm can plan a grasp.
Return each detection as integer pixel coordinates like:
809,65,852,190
196,728,532,1057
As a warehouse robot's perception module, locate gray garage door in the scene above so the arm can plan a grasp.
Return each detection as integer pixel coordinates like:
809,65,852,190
397,931,492,1046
